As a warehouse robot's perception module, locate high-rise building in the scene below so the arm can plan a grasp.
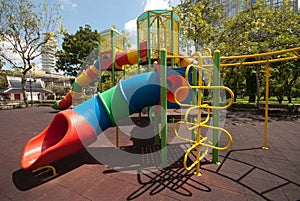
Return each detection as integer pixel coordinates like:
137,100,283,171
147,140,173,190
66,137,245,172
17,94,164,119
219,0,300,18
41,33,58,74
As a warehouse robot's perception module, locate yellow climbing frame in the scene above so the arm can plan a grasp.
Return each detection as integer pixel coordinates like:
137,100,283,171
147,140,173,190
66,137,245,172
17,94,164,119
220,47,300,149
170,51,235,176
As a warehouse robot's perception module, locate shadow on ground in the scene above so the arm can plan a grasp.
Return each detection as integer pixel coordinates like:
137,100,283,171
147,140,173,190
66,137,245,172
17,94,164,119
12,145,299,201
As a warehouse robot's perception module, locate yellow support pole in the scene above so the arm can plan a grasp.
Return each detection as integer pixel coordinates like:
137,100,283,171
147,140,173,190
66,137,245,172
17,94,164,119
263,61,270,150
195,52,203,176
116,127,119,147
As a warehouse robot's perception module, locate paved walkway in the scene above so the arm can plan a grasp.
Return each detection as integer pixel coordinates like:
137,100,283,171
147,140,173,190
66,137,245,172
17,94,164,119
0,107,299,201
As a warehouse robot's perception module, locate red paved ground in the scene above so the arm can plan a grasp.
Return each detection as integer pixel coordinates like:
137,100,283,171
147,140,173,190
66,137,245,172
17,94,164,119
0,106,299,201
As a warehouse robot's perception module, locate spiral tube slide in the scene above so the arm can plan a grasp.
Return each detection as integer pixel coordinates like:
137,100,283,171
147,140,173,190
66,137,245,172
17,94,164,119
52,48,148,111
52,50,193,111
21,68,191,170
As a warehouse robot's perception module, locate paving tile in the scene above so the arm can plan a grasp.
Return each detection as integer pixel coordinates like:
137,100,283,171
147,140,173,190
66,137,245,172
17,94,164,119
37,182,91,201
263,182,300,201
82,175,137,201
267,167,300,185
239,168,287,195
217,158,254,180
1,107,299,201
53,166,105,196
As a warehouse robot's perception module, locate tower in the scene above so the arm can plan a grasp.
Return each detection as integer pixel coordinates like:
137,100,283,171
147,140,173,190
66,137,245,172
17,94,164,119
137,10,181,69
41,33,58,74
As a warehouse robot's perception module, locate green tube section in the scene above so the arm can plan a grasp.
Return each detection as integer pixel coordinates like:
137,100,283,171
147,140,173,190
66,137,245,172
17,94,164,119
97,71,161,128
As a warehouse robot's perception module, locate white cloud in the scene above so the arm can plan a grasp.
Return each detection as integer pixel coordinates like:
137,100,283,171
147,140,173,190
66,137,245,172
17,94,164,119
124,19,138,49
123,0,180,48
124,19,137,33
143,0,170,11
124,0,174,49
124,0,172,32
0,39,41,70
1,41,23,68
59,0,77,10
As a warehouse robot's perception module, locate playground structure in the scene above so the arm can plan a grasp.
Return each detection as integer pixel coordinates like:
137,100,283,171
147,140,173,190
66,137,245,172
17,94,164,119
52,10,190,110
219,47,300,150
22,9,236,176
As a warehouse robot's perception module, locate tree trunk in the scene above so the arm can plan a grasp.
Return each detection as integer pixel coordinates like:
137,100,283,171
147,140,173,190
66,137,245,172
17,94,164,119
21,74,28,107
246,70,257,103
249,94,256,103
287,86,292,103
277,95,283,104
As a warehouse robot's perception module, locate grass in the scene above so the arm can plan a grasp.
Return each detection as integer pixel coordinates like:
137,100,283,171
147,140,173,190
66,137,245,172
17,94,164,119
235,96,300,105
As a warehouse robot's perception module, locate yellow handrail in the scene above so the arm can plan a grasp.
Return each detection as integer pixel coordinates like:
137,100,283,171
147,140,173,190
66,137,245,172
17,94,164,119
184,63,212,86
172,62,234,176
174,85,234,110
220,47,300,67
183,138,209,171
174,113,232,151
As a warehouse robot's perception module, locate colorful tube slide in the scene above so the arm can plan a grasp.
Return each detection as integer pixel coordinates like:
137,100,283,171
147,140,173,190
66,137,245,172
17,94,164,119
52,47,148,110
52,50,193,111
21,68,191,170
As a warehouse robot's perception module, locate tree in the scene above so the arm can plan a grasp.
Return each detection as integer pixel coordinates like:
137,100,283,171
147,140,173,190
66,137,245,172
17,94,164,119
0,57,4,70
56,25,99,76
216,0,300,104
221,65,246,102
176,0,223,51
271,60,300,103
0,0,62,106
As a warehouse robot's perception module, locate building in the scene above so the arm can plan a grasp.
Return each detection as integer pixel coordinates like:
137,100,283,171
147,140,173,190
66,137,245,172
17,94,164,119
0,76,53,101
220,0,300,18
41,33,58,74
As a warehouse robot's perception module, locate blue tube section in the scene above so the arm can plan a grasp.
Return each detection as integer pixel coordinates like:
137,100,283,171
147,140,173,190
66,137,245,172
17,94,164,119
73,95,112,134
72,67,192,136
117,71,160,113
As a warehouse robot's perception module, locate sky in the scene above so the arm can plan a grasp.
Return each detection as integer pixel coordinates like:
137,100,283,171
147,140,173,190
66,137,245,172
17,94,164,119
1,0,181,70
58,0,180,34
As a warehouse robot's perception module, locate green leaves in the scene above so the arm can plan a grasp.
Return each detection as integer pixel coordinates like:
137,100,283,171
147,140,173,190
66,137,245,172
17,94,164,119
175,0,300,103
56,25,99,76
0,0,62,67
177,0,223,49
0,0,62,106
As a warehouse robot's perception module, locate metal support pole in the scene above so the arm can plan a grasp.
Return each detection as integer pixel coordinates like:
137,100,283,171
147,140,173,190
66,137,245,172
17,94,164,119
154,107,160,145
192,66,197,141
116,127,119,147
195,53,203,176
212,50,221,164
170,11,175,68
147,12,151,71
111,29,115,87
160,49,168,167
98,35,102,92
263,61,270,150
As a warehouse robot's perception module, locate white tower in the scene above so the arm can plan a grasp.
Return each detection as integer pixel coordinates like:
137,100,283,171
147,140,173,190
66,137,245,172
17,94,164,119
41,33,58,74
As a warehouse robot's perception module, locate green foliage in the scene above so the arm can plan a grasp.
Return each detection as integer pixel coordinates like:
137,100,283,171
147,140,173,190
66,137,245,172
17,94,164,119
270,60,300,103
56,25,99,76
0,74,7,89
176,0,223,50
216,0,300,54
0,0,62,106
214,0,300,104
0,0,62,69
0,69,20,89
